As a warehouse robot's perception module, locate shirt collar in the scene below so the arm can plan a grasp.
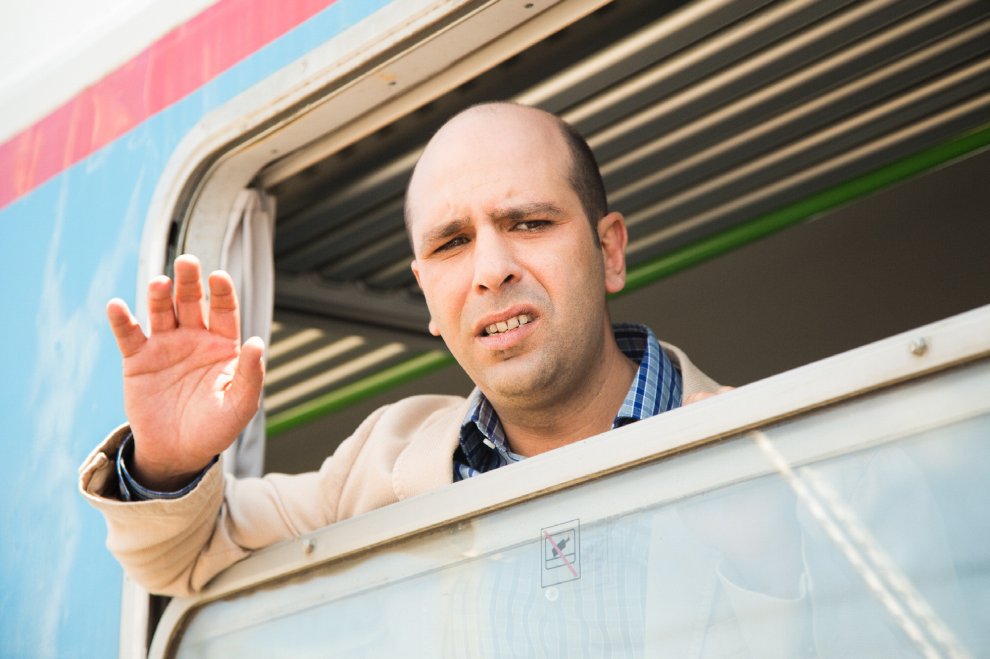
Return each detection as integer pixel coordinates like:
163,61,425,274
455,323,682,479
611,322,683,427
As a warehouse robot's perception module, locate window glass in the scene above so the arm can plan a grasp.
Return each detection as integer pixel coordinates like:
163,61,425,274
174,359,990,657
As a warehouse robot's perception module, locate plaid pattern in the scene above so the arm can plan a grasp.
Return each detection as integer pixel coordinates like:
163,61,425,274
454,324,682,481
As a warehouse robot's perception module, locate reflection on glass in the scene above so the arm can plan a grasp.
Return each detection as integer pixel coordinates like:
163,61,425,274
175,365,990,658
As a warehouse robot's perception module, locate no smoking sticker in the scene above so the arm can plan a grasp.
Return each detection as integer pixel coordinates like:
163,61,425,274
541,520,580,587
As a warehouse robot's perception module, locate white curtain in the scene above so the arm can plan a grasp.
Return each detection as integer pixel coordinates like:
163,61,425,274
219,188,276,477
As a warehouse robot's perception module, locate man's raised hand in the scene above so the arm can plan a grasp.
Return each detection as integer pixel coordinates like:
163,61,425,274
106,255,265,491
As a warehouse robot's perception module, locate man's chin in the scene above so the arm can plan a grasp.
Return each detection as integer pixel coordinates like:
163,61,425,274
477,363,558,405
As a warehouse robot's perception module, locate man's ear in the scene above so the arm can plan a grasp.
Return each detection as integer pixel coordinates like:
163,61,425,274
410,259,442,337
597,211,628,294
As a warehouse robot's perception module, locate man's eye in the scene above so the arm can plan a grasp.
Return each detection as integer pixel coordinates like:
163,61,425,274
515,220,551,231
434,236,468,253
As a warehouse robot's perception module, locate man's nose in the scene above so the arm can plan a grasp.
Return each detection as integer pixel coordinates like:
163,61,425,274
472,230,518,292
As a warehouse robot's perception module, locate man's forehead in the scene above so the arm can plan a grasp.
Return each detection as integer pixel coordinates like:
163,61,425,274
410,110,569,193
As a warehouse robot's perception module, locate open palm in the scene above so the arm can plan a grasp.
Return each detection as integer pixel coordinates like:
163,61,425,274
107,256,264,490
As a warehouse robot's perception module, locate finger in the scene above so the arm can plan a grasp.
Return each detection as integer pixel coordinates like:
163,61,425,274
227,336,266,424
146,275,177,333
173,255,206,329
207,270,240,341
106,298,147,358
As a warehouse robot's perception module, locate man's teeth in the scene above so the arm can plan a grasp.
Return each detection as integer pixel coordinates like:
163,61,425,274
486,314,532,336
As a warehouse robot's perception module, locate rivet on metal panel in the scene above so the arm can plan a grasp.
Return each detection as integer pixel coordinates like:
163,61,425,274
301,538,315,555
908,337,928,356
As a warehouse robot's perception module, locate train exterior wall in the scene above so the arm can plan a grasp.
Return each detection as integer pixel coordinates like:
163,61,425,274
0,1,391,655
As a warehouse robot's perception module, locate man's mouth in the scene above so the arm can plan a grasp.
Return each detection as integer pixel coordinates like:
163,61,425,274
483,314,533,336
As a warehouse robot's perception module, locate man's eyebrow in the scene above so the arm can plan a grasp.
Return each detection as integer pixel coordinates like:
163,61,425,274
489,202,566,221
420,217,470,249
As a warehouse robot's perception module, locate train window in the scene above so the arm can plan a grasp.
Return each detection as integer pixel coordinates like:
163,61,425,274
137,0,990,653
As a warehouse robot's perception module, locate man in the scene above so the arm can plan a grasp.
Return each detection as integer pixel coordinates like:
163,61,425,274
79,103,721,595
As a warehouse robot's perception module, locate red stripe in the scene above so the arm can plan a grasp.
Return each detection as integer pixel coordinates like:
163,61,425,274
0,0,337,210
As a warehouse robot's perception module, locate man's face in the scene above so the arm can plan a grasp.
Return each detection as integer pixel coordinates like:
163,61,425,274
408,107,626,410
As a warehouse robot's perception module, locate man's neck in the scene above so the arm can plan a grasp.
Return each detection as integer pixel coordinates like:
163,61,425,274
494,337,638,458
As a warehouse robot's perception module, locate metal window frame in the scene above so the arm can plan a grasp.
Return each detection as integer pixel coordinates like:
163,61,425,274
149,303,990,658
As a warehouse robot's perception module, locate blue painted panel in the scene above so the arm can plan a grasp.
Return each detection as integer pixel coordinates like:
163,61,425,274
0,1,390,656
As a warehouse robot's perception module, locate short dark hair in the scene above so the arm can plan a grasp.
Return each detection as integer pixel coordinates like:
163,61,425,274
405,103,609,244
555,114,608,242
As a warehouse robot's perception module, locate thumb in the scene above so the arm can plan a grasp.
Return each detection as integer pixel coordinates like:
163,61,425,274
228,336,266,421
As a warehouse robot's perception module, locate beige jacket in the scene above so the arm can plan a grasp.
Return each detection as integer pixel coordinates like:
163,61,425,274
79,343,718,596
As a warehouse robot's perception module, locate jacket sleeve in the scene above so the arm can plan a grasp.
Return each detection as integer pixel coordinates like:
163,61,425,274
78,404,393,596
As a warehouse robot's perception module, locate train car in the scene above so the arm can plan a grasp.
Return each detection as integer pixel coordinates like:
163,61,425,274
2,0,989,656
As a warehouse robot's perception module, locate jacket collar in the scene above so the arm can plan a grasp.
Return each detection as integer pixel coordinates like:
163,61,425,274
392,394,472,500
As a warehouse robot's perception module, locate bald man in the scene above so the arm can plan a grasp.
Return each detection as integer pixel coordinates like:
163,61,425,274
80,103,720,595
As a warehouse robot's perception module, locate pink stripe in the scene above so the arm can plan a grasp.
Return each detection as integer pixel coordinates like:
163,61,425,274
0,0,337,209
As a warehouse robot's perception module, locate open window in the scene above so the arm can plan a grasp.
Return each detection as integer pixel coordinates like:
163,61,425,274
254,0,990,474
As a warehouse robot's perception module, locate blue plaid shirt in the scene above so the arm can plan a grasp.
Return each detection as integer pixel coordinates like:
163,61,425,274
453,323,682,481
